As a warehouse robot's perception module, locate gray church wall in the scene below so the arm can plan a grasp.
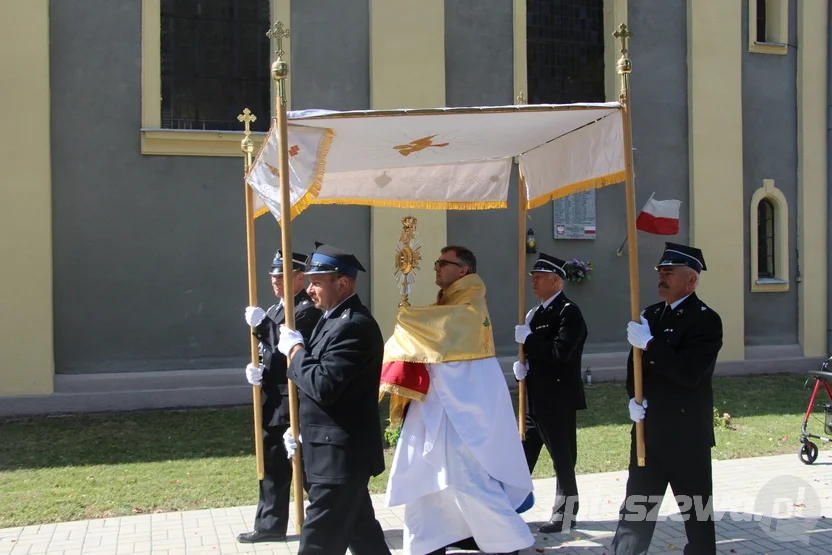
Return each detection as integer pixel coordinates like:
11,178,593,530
740,0,799,346
283,0,372,308
49,0,370,373
446,0,689,356
445,0,520,356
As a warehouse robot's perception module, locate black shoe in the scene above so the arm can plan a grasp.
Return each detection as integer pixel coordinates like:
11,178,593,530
538,512,577,534
236,530,287,543
447,536,479,550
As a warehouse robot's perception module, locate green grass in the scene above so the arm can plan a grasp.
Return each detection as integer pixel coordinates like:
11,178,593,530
0,373,827,527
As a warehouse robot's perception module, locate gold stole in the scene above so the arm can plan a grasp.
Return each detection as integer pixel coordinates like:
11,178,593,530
380,274,496,426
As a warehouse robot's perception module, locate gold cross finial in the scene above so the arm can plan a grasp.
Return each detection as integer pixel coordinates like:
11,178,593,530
237,108,257,136
613,23,633,57
516,91,526,105
266,21,291,59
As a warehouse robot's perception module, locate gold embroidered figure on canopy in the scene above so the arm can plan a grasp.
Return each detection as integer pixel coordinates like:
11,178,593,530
393,134,450,156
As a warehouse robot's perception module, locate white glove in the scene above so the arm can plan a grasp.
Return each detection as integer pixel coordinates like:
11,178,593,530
245,306,266,327
515,324,532,344
282,427,302,459
627,316,653,350
278,325,304,356
512,361,528,381
245,363,263,386
628,397,648,422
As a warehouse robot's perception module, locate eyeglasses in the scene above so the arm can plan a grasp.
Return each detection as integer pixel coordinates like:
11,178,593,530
434,259,463,268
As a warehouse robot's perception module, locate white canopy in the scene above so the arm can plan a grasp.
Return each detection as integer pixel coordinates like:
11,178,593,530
247,102,627,221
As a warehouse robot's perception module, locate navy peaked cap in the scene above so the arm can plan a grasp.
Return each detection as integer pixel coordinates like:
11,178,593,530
269,250,308,275
656,242,707,273
305,242,366,278
530,252,566,279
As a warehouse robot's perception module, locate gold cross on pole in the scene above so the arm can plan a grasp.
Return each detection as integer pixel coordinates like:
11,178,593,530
237,108,257,136
238,108,257,160
516,91,526,105
613,23,633,58
266,21,291,59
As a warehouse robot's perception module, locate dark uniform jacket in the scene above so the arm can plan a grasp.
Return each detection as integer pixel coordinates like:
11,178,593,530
523,291,588,415
286,294,386,485
626,292,723,452
252,290,322,428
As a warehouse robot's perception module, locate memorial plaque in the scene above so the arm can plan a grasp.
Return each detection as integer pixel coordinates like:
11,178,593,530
553,190,596,240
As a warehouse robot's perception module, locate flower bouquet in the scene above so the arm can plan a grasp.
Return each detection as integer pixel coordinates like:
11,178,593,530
563,258,594,283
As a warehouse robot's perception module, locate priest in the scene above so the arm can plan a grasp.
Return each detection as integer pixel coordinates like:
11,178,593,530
381,246,535,555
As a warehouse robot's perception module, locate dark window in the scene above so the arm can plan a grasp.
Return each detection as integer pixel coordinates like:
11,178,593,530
526,0,605,104
756,0,767,43
757,198,775,278
160,0,271,132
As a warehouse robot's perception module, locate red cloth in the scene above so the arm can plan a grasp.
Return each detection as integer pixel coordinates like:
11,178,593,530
380,360,430,402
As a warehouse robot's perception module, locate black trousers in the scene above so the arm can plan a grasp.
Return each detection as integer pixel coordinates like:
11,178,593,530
253,424,293,534
610,436,716,555
298,477,391,555
522,409,579,516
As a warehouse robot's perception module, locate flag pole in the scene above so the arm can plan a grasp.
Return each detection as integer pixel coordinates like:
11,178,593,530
616,235,628,256
269,20,305,533
615,23,646,467
239,109,266,481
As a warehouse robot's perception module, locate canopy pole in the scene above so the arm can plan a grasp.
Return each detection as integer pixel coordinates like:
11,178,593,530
269,20,305,533
517,169,528,440
615,23,646,467
239,109,265,482
514,91,528,440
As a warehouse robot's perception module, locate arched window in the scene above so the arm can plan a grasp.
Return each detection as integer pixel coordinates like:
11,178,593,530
756,198,775,278
749,179,789,292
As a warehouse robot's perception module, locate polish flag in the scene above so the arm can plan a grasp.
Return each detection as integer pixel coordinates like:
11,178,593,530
635,193,681,235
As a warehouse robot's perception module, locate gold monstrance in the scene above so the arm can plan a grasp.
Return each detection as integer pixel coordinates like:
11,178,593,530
394,216,421,307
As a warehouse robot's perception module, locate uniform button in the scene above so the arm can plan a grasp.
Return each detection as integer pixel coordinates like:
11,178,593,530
650,361,655,365
325,436,330,442
556,379,560,383
680,408,685,413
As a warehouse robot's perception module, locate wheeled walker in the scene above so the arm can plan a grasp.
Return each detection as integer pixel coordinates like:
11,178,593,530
799,355,832,464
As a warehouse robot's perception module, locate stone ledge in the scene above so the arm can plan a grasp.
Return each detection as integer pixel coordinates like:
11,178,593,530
498,344,826,388
0,346,826,418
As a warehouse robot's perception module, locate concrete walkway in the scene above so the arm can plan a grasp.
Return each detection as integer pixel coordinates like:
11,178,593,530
1,452,831,555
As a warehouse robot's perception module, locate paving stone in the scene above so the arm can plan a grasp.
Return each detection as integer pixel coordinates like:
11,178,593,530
2,452,831,554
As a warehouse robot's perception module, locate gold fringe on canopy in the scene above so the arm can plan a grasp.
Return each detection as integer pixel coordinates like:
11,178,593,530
311,198,507,211
287,127,334,220
526,170,627,210
247,125,336,222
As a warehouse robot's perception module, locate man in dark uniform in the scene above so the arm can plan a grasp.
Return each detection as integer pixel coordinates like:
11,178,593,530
237,250,322,543
513,252,588,533
277,243,391,555
610,242,723,555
